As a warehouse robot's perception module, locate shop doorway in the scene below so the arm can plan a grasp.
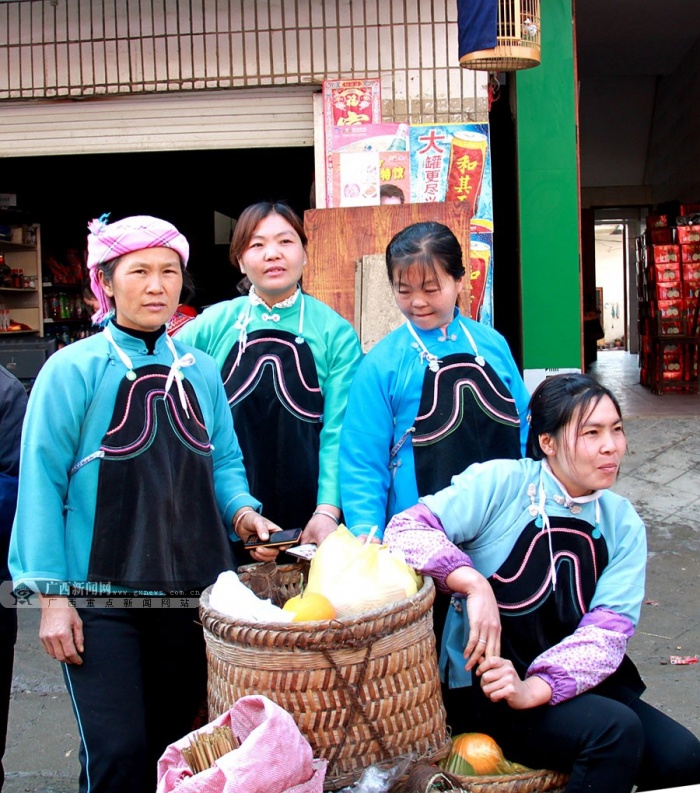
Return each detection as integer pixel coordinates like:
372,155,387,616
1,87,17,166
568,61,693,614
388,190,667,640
592,209,646,360
0,146,316,310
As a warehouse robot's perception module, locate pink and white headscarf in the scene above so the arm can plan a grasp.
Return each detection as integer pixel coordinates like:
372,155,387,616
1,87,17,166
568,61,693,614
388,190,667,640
86,213,190,325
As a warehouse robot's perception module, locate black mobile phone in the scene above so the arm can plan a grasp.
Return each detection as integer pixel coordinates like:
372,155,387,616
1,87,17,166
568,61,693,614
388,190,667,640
244,527,303,549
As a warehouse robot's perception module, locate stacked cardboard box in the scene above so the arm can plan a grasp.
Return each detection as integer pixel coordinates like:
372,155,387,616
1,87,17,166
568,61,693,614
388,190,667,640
637,204,700,393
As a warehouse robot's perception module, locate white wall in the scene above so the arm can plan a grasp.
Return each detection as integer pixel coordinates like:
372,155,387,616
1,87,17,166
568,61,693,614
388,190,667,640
595,228,626,347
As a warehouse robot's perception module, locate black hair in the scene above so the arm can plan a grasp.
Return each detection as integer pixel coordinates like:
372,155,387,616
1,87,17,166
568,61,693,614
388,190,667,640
229,200,307,268
385,221,466,288
380,183,406,203
526,373,623,460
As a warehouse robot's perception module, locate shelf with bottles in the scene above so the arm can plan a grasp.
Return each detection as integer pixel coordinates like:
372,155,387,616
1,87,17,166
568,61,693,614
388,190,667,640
43,322,99,348
0,223,43,334
42,288,94,326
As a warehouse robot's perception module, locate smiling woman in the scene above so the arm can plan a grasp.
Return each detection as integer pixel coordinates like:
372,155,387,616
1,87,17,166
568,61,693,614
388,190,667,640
383,372,700,793
176,201,363,553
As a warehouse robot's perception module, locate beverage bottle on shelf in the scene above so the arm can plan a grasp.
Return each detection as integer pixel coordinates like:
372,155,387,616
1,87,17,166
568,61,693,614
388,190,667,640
387,123,409,151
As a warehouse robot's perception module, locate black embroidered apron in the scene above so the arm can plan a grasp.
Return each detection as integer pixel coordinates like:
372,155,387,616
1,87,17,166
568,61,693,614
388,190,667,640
88,364,233,594
412,353,521,498
410,352,521,648
489,515,645,702
222,329,323,529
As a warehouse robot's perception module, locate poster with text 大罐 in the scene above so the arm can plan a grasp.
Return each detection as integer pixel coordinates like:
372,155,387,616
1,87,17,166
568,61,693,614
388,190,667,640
409,122,493,230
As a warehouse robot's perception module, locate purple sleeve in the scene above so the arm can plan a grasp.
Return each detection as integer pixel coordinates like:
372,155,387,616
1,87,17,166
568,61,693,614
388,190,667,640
384,504,473,592
527,607,635,704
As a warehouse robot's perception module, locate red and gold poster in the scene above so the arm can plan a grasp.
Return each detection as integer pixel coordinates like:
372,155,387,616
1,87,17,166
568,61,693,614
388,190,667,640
322,79,382,208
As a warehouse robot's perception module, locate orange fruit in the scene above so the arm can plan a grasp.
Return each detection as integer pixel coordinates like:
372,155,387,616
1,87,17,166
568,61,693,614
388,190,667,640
283,591,336,622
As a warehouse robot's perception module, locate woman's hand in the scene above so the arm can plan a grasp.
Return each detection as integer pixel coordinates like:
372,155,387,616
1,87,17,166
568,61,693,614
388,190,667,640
38,595,84,665
301,505,340,546
445,566,501,671
233,509,284,562
476,656,552,710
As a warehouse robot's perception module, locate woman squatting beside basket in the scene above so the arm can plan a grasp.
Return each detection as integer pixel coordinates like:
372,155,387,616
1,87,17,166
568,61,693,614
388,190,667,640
385,373,700,792
9,214,286,793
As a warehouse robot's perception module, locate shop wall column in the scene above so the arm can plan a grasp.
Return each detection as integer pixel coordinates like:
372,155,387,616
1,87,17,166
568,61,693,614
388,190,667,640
515,0,581,389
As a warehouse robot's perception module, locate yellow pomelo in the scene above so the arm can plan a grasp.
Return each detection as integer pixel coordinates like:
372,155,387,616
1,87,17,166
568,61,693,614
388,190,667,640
282,591,336,622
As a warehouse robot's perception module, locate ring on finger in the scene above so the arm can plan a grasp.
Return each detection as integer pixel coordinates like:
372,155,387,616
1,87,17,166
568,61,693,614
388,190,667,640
478,638,487,644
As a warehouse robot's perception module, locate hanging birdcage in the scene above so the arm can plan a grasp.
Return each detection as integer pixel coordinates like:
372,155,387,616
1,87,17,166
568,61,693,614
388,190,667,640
460,0,541,71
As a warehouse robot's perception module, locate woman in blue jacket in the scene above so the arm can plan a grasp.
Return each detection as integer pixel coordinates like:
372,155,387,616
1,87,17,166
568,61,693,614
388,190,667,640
385,373,700,792
9,214,281,793
340,221,529,541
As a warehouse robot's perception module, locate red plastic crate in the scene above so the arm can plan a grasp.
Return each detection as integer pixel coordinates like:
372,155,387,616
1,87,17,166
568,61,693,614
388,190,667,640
661,341,681,355
655,282,682,300
658,319,685,336
682,263,700,283
648,244,680,264
646,228,675,245
677,226,700,245
681,243,700,263
657,299,684,319
646,214,669,230
654,261,681,281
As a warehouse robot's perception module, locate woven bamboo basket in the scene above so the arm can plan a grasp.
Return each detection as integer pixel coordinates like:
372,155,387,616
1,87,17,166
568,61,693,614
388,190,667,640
200,562,451,791
392,763,569,793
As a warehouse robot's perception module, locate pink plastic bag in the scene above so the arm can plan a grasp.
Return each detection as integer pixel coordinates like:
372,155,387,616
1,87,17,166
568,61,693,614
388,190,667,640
156,695,327,793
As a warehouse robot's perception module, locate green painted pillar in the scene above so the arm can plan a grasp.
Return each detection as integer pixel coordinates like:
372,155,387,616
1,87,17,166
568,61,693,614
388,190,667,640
515,0,581,388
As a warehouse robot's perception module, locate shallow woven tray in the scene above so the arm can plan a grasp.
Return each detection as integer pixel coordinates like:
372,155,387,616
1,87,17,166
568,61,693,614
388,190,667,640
393,763,569,793
200,562,451,791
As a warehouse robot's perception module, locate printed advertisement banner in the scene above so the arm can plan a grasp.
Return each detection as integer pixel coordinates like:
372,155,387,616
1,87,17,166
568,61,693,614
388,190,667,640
329,123,410,208
319,84,495,323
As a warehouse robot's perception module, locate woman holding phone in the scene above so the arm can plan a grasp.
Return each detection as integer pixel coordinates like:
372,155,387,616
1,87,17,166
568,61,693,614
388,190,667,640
177,200,363,550
9,214,282,793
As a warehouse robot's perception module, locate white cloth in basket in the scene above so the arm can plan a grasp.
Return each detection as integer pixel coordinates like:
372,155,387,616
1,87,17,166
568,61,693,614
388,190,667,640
209,570,294,622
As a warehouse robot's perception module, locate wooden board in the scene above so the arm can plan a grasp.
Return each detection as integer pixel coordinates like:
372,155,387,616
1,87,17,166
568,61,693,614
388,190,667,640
357,253,405,352
303,202,472,326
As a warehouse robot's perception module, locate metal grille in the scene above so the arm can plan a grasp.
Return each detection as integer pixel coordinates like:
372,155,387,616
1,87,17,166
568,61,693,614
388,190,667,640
0,0,487,123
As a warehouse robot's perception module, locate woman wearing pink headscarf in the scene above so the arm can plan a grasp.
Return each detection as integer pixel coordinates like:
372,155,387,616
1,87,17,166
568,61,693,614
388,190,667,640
9,214,283,793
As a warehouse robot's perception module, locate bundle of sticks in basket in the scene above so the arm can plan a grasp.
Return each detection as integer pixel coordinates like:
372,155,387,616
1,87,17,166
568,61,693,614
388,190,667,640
182,726,239,774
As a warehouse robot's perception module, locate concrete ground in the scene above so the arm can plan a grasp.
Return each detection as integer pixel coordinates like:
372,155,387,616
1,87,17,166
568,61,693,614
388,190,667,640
3,351,700,792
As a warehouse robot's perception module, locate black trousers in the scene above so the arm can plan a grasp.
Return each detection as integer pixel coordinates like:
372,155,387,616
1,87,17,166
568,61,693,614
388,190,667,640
63,605,207,793
445,682,700,793
0,588,16,792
